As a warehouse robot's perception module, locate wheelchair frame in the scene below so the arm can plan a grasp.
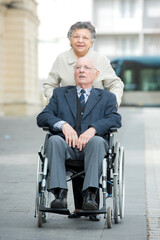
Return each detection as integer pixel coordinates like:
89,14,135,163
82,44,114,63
34,128,125,229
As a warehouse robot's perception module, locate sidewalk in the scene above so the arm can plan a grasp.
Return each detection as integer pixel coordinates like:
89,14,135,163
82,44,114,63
0,108,160,239
144,108,160,240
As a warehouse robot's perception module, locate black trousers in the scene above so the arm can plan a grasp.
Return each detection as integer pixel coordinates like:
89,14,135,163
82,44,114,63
72,177,100,209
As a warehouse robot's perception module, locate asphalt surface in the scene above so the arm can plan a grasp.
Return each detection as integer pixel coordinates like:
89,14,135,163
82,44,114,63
0,107,159,239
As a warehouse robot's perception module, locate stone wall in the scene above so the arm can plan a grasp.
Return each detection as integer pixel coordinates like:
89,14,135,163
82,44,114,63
0,0,41,115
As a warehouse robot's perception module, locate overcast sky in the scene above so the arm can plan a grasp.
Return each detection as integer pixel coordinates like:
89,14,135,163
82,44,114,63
37,0,92,40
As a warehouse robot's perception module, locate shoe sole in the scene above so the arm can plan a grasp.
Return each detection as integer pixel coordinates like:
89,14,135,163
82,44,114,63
68,214,81,219
89,215,100,221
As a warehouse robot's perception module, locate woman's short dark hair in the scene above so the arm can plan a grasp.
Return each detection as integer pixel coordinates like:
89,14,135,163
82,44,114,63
67,21,96,42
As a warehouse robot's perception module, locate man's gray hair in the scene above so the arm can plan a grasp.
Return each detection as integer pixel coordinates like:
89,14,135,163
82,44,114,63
67,21,96,42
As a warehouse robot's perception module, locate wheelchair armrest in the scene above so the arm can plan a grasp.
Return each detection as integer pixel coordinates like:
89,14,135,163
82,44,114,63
108,127,117,133
43,126,117,133
107,128,117,151
43,126,50,132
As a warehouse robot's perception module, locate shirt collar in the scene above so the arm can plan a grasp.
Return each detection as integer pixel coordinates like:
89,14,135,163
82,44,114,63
76,86,92,96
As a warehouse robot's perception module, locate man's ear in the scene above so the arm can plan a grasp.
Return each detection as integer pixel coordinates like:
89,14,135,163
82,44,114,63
95,70,99,80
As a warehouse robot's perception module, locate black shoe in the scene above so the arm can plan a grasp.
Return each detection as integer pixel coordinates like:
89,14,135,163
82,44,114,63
89,214,100,221
51,188,67,209
82,189,98,210
68,211,81,219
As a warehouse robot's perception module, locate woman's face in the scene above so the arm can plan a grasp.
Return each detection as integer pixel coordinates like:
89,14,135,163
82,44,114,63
70,29,93,58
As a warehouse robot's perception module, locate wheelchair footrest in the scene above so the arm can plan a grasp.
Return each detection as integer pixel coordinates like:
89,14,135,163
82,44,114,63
76,207,106,216
39,205,70,215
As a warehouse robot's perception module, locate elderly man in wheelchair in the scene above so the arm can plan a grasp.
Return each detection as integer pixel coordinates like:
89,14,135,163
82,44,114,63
36,57,123,228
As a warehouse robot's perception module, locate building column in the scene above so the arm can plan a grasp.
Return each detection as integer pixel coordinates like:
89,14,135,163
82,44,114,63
0,0,42,115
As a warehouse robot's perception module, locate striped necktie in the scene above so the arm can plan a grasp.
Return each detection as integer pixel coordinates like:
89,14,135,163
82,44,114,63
79,89,85,108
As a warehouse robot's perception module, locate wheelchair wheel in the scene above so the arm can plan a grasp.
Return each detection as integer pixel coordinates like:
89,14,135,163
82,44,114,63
38,194,49,228
38,192,50,227
38,210,42,228
35,148,51,227
35,152,42,218
106,207,112,229
113,142,120,224
119,146,125,219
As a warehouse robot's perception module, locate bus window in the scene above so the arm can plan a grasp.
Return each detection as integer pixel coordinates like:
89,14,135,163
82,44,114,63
123,69,137,91
140,68,160,91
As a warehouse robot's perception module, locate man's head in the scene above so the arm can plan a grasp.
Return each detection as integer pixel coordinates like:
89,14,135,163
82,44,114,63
74,57,99,89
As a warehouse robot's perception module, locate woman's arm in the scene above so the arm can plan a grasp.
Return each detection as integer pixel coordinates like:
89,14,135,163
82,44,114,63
94,53,124,106
43,55,61,101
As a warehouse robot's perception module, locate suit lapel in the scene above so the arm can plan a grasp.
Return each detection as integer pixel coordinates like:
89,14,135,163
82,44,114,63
65,87,77,119
83,88,101,119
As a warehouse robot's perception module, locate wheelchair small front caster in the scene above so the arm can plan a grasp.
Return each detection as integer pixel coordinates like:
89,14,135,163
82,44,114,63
38,211,42,228
106,207,112,229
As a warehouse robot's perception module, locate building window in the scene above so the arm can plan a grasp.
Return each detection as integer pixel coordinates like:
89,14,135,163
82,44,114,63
144,35,160,55
120,36,136,55
120,0,136,18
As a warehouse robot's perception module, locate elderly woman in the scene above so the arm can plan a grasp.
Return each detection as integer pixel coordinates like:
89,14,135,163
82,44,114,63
43,21,123,105
43,21,124,221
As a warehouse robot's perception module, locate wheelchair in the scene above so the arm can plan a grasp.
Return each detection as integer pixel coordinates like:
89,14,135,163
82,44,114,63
34,127,125,229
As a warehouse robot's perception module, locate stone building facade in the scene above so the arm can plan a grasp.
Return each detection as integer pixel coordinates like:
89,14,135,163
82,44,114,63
0,0,41,115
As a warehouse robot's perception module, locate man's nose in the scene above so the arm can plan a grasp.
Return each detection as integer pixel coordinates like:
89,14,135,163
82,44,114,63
79,66,85,72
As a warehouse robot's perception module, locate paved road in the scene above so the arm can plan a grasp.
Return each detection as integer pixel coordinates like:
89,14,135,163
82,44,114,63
0,107,159,240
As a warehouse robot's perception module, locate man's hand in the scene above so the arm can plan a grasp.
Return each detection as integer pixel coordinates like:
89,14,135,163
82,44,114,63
62,123,78,147
77,127,96,151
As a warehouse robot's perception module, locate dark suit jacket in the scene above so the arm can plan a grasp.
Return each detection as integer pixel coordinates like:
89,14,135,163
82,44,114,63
37,86,122,139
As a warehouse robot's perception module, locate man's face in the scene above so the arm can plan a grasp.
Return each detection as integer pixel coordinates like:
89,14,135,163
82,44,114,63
74,58,99,89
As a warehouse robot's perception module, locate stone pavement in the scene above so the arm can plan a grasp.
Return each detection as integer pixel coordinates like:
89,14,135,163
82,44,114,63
144,108,160,240
0,108,160,239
